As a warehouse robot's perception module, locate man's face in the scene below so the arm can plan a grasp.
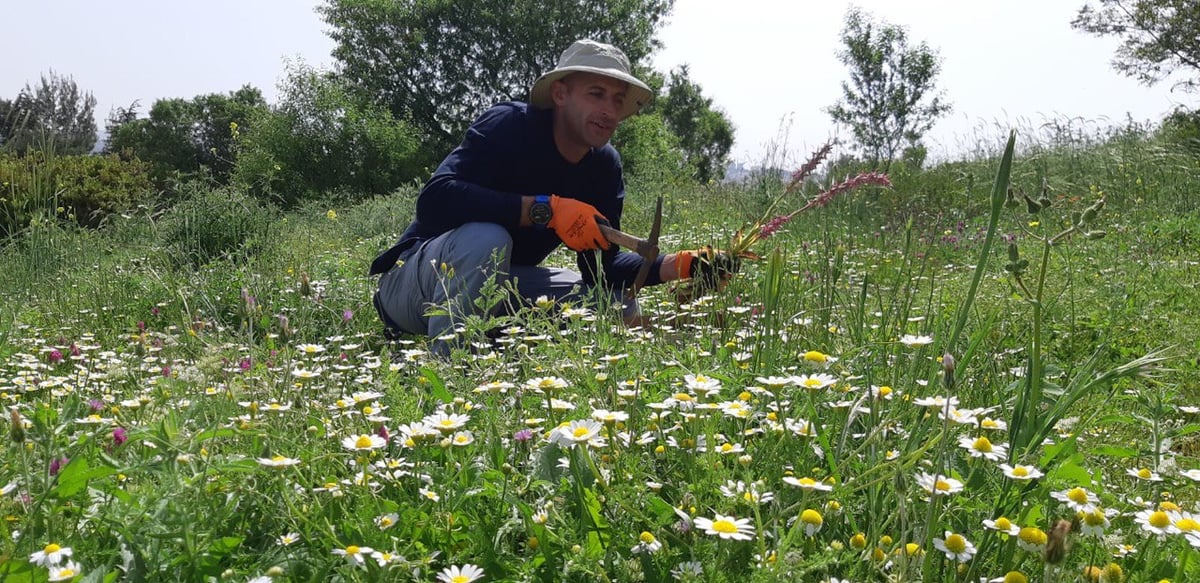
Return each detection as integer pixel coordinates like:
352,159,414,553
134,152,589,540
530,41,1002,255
551,72,629,150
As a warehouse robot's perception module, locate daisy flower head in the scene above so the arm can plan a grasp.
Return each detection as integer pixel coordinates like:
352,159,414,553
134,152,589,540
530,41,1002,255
989,571,1029,583
1016,527,1047,552
694,513,756,540
30,543,73,567
423,411,470,433
998,463,1044,481
754,376,794,392
799,508,824,536
978,417,1008,431
1134,508,1173,536
278,532,300,546
47,561,82,582
801,350,837,367
590,409,629,424
913,395,959,409
982,516,1020,536
1126,467,1163,482
550,419,602,447
436,563,485,583
1181,468,1200,482
683,373,722,396
1079,507,1117,537
1169,510,1200,536
524,376,569,394
899,334,933,347
257,455,302,468
473,380,514,394
332,544,374,566
915,472,963,496
933,531,976,562
632,531,663,554
341,433,387,452
959,435,1008,461
375,512,399,530
1050,486,1099,513
782,476,833,492
794,373,838,391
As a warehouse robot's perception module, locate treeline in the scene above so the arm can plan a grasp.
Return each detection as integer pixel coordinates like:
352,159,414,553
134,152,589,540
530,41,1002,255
0,0,746,237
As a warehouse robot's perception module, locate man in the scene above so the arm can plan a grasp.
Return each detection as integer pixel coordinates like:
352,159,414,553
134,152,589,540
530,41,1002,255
370,39,735,353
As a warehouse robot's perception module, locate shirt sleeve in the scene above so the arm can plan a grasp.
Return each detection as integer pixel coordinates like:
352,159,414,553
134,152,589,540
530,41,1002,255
412,106,524,231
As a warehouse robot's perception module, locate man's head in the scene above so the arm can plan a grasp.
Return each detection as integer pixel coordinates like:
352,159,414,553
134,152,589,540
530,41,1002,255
529,39,652,121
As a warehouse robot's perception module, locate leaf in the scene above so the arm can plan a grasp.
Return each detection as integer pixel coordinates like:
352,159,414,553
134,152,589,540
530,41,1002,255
419,366,453,403
1092,445,1138,458
53,457,116,499
646,495,677,524
194,428,237,442
1048,456,1092,487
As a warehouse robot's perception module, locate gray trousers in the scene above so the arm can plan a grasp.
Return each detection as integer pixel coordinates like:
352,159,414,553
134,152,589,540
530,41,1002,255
375,222,636,348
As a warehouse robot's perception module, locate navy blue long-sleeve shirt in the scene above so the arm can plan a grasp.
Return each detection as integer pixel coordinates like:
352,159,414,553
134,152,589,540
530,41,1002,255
370,101,665,290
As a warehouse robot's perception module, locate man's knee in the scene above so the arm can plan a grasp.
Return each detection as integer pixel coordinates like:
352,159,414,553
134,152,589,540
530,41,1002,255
447,222,513,266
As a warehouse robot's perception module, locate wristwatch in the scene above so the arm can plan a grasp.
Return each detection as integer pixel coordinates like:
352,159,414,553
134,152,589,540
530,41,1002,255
529,194,552,228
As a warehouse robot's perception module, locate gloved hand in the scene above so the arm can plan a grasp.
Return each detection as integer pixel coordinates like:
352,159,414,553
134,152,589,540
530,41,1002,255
676,246,741,291
548,195,611,252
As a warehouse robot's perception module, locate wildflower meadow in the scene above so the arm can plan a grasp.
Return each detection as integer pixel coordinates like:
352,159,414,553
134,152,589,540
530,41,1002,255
1,124,1199,582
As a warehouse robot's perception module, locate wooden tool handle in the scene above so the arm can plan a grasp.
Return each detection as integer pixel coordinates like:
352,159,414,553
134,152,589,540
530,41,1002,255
598,224,645,251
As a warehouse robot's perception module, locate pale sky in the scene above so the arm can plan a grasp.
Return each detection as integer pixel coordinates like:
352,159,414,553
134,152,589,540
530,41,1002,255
2,1,1193,164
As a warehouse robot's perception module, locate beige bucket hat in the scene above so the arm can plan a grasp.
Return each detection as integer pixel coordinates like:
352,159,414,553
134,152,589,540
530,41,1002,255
529,39,653,120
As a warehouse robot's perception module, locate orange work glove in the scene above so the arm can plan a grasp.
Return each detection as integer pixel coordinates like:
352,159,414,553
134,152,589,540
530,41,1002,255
548,195,611,252
676,246,742,291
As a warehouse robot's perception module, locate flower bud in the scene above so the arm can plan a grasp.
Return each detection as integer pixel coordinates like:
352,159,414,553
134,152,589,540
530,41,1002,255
1004,187,1020,209
942,353,956,390
1007,242,1020,263
10,409,24,443
1022,192,1041,215
1086,230,1106,240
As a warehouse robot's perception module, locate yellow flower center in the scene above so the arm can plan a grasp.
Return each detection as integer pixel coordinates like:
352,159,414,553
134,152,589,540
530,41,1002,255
380,517,393,527
798,477,817,487
454,435,469,443
44,543,61,553
354,436,373,448
972,437,993,452
878,386,892,396
571,426,591,438
59,568,76,577
1176,518,1199,532
801,509,823,525
1083,510,1107,526
1160,501,1181,512
803,350,828,362
720,444,733,453
711,519,739,534
335,399,347,408
1137,468,1153,479
673,392,694,401
1149,511,1170,528
903,542,921,556
639,531,656,544
935,480,952,491
850,533,866,549
363,406,374,415
271,455,286,462
1012,466,1029,477
344,545,359,555
944,534,967,553
1002,571,1028,583
981,418,1000,428
1018,527,1046,545
694,375,709,383
994,517,1013,530
803,378,824,388
1067,487,1089,504
450,576,470,583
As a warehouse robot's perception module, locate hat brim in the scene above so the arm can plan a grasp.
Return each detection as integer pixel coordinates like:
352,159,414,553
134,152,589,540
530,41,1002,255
530,66,653,120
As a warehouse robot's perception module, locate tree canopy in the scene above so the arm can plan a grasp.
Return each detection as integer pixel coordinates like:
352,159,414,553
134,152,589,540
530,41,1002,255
658,66,735,184
1073,0,1200,92
319,0,674,152
1,71,97,155
825,8,950,165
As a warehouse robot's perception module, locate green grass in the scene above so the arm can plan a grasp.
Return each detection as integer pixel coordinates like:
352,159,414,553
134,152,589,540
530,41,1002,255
1,125,1199,582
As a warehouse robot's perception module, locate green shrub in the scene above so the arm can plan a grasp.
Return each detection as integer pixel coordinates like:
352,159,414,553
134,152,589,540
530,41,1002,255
160,183,277,266
611,112,689,195
233,63,427,207
0,151,154,236
1160,106,1200,153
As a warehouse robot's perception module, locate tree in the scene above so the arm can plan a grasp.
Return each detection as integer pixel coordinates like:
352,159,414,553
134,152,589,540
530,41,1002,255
1072,0,1200,92
105,86,267,182
233,62,425,206
658,65,735,184
825,8,950,165
319,0,674,152
2,71,98,155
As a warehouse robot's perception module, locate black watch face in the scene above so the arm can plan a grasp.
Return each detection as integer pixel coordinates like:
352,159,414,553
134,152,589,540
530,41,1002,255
530,202,552,225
